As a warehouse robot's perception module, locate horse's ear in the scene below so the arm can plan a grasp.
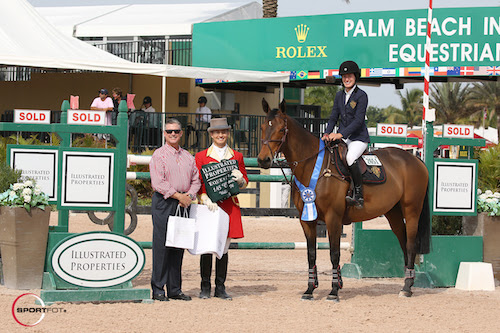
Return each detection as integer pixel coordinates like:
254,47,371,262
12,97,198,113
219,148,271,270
262,98,270,114
279,99,287,114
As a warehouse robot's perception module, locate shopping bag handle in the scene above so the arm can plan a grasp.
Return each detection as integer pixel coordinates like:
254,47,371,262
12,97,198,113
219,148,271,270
175,204,189,218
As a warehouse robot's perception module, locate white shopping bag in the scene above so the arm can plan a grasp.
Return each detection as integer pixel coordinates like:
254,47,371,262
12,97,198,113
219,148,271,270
188,204,229,259
165,205,196,249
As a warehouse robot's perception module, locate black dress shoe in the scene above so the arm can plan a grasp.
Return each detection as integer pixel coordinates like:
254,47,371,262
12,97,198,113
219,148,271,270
169,293,192,301
214,289,232,300
152,294,169,301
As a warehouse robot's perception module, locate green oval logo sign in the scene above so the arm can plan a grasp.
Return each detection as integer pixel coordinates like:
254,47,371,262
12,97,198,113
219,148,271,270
50,232,145,288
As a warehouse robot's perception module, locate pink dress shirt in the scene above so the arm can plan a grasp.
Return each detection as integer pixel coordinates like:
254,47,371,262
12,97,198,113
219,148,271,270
149,143,201,199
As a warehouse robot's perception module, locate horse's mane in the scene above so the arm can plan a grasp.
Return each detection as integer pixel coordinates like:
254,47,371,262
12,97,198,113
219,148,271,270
283,113,319,142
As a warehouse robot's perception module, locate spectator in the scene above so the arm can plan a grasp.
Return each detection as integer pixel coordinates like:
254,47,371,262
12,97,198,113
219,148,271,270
141,96,156,113
90,88,114,125
193,96,212,148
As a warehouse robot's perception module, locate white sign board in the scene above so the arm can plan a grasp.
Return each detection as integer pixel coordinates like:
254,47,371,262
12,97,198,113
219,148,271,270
61,151,114,207
14,109,51,124
50,232,145,288
376,124,407,137
434,161,477,214
67,110,106,125
443,124,474,139
10,148,58,201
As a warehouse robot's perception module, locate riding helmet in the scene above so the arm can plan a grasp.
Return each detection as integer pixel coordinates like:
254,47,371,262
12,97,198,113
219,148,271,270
198,96,207,104
339,60,360,80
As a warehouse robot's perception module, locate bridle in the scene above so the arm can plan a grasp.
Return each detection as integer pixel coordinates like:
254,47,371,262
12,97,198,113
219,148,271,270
261,116,289,163
260,115,329,186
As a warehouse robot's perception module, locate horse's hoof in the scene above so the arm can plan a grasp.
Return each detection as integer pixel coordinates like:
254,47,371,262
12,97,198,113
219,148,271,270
301,294,314,301
398,290,412,298
326,295,340,302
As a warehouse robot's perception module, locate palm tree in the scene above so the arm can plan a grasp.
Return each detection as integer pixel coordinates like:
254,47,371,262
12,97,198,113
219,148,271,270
381,105,406,124
468,81,500,139
429,82,472,124
262,0,277,18
397,88,423,127
304,86,340,118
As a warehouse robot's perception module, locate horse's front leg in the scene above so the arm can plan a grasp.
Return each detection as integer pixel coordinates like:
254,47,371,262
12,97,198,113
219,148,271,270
326,216,343,302
300,220,318,300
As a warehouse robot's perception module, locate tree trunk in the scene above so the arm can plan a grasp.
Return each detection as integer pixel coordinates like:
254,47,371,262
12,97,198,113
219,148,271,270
262,0,278,18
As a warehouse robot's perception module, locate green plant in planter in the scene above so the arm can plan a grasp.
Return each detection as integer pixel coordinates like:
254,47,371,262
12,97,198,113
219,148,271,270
0,162,22,193
477,189,500,216
478,144,500,192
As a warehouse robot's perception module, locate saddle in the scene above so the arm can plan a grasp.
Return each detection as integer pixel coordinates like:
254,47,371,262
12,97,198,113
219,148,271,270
328,140,386,184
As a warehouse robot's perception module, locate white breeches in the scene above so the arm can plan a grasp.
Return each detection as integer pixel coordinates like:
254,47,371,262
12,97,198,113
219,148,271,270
345,139,368,166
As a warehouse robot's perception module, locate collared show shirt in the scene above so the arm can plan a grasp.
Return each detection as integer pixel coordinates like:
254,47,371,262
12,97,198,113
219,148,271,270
150,143,201,199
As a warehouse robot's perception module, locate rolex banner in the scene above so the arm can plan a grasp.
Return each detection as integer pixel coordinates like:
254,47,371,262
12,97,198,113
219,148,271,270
200,160,240,203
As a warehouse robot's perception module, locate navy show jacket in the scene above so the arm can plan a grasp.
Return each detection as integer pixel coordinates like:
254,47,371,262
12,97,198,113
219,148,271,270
325,86,370,143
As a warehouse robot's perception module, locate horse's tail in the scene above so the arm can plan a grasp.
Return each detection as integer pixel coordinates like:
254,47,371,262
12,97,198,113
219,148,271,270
415,185,431,254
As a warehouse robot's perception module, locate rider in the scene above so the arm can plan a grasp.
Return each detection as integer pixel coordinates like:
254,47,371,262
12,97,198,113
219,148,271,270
322,60,370,207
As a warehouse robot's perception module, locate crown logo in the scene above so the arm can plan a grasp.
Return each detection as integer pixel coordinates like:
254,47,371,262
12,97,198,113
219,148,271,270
294,24,309,43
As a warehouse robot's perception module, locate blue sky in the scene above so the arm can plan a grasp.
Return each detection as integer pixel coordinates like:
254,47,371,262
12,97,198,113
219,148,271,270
27,0,500,108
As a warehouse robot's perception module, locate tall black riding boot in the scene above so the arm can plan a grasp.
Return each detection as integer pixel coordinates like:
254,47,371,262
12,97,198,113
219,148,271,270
345,160,364,207
199,254,212,299
214,253,232,300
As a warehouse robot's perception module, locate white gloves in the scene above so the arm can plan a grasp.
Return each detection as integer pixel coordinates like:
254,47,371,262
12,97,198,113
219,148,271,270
200,193,218,212
231,169,245,187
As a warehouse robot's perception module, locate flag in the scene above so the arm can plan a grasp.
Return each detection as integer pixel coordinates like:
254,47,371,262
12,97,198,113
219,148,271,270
360,68,370,77
289,71,297,80
323,69,339,77
433,67,448,75
447,67,461,75
397,68,405,77
484,108,488,120
460,66,475,76
369,68,383,77
308,70,320,79
382,68,396,77
297,70,307,79
406,67,421,76
474,66,488,75
487,66,500,75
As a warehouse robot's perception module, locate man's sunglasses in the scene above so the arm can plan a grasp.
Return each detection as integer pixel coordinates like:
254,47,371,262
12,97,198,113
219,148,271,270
165,129,181,134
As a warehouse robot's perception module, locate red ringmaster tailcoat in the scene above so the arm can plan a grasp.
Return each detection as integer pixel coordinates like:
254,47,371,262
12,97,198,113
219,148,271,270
195,146,249,239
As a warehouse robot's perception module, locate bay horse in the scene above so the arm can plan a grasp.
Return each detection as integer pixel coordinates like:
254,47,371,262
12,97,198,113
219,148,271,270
257,99,430,301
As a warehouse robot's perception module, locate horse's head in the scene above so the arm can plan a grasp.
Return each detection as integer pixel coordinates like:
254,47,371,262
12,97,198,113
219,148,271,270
257,98,287,169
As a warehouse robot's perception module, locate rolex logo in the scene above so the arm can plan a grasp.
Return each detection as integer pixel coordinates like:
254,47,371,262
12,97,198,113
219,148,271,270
276,23,326,59
295,24,309,43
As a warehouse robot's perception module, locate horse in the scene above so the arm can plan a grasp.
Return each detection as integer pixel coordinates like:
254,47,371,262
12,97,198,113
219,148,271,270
257,98,430,301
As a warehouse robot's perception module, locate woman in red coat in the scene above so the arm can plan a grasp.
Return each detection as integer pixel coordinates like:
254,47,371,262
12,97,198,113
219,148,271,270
195,118,248,300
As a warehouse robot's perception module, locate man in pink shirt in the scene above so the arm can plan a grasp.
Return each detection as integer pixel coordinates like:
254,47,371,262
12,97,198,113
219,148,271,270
90,88,114,125
149,118,201,301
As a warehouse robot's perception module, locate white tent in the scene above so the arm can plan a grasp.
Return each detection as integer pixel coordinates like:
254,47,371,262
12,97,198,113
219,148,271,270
1,0,288,118
0,0,289,83
36,2,261,38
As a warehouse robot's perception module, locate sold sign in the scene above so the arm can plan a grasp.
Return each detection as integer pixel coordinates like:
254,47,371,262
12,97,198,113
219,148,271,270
14,109,51,124
67,110,106,125
443,124,474,139
376,124,407,137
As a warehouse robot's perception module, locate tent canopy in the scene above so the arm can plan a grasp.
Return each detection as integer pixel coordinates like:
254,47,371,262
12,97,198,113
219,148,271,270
0,0,289,83
36,2,261,38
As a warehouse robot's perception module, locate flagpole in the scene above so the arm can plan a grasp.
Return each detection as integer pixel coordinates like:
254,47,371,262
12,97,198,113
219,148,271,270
422,0,433,162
